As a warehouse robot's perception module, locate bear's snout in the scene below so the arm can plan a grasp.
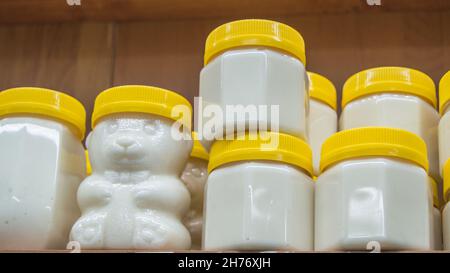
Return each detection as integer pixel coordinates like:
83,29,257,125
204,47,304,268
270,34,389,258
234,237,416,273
115,136,137,148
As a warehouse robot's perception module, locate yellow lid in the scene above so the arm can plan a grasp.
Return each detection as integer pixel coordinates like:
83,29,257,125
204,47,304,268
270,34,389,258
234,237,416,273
320,127,428,173
204,19,306,66
208,132,313,176
85,150,92,176
191,132,209,161
429,176,439,208
342,67,437,109
91,85,192,129
308,72,337,111
0,87,86,140
439,71,450,114
443,159,450,202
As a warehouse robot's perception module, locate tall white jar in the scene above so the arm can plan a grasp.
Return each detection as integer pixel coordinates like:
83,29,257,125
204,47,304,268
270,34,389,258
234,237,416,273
181,132,209,250
315,127,433,251
307,72,337,177
340,67,440,183
0,87,86,250
203,132,314,251
438,71,450,177
199,19,308,145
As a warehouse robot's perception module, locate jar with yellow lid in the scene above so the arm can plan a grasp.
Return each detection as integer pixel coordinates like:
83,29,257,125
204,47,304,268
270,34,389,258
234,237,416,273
203,132,314,250
438,71,450,177
70,85,193,250
429,176,442,250
315,127,433,251
181,132,209,250
340,67,440,183
0,87,86,250
307,72,337,176
199,19,308,144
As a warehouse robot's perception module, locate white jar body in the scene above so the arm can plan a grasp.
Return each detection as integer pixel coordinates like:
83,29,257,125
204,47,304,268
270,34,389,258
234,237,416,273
199,48,308,145
70,113,193,250
315,158,433,251
181,157,208,250
439,106,450,176
442,203,450,250
308,99,337,176
432,207,442,250
0,116,85,249
204,161,314,250
340,94,439,182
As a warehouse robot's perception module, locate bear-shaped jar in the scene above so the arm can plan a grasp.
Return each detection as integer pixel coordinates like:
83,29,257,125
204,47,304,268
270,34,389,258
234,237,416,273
180,132,209,249
70,85,193,250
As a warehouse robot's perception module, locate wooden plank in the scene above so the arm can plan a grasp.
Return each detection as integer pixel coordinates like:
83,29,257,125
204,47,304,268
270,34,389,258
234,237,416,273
0,22,114,133
0,0,449,23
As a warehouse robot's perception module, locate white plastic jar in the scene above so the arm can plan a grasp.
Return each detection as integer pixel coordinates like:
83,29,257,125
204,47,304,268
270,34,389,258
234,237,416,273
70,85,193,250
340,67,440,183
429,177,442,250
438,71,450,177
315,127,433,251
203,132,314,250
199,19,308,144
0,87,86,250
181,132,209,250
307,72,337,176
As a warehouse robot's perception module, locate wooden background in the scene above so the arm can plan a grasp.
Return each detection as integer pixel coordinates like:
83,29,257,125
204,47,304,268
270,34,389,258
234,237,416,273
0,0,449,130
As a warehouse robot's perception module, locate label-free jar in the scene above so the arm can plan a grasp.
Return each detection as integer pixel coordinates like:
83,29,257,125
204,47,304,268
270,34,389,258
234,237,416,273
70,85,193,250
307,72,337,176
199,19,308,144
340,67,440,183
315,127,433,251
0,87,86,249
181,132,209,250
203,132,314,250
438,71,450,176
429,176,442,250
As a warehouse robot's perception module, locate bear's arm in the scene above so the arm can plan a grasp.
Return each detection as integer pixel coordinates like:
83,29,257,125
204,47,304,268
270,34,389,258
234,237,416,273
77,174,113,212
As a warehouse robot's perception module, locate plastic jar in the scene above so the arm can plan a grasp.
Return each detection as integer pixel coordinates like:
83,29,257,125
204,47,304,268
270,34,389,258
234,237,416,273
181,132,209,250
315,127,433,251
438,71,450,176
429,176,442,250
70,85,193,250
0,87,86,249
203,132,314,250
199,19,308,143
340,67,440,183
307,72,337,176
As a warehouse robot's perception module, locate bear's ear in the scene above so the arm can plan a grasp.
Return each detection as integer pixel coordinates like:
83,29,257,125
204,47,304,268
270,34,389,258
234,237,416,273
85,131,93,151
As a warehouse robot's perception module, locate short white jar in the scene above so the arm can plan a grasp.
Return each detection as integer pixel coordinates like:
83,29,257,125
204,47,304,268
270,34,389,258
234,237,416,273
0,87,86,250
340,67,440,183
315,127,433,251
429,177,442,250
181,133,209,250
307,72,337,176
199,19,308,144
203,132,314,250
438,71,450,177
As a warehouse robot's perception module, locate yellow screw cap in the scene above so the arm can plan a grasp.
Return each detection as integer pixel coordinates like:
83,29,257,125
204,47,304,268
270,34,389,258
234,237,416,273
429,176,439,208
91,85,192,129
85,150,92,176
204,19,306,66
191,132,209,161
320,127,428,173
208,131,313,176
342,67,436,109
439,71,450,115
443,159,450,202
0,87,86,140
308,72,337,111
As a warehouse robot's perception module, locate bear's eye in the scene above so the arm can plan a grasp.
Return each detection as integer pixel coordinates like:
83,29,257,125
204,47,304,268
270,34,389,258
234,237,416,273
144,122,157,135
107,122,118,134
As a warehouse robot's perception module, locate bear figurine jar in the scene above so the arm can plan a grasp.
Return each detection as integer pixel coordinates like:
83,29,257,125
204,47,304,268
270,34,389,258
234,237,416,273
70,86,193,250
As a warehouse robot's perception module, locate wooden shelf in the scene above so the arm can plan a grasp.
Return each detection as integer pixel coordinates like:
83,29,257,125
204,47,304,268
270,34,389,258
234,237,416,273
0,0,450,23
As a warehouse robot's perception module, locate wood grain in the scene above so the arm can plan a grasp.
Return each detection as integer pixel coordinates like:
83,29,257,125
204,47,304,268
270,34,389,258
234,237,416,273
0,0,449,23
